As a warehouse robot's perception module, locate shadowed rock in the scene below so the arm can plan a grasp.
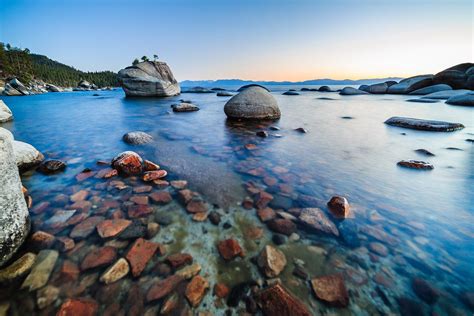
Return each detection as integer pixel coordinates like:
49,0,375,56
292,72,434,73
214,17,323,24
409,84,452,95
339,87,368,95
0,100,13,123
421,89,471,100
387,75,433,94
433,62,474,89
254,283,312,316
446,92,474,106
384,116,464,132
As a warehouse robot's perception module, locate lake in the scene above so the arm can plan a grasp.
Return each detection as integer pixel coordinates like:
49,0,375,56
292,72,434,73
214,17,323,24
0,86,473,315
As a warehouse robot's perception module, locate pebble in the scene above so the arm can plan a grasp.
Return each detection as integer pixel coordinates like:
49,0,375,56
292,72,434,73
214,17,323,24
0,252,36,282
100,258,130,284
21,250,59,291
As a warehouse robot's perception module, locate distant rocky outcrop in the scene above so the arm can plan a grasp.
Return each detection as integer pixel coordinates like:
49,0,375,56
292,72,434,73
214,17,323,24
339,87,368,95
118,61,180,97
224,86,280,120
387,75,433,94
0,128,30,267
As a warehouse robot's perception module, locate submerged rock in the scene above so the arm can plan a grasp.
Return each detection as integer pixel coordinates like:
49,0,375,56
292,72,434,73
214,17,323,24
100,258,130,284
13,140,44,172
56,298,98,316
254,283,312,316
282,91,299,95
0,128,30,267
409,84,452,95
118,61,180,97
387,75,433,94
298,208,339,236
126,238,160,277
339,87,369,95
446,92,474,106
185,275,209,307
414,149,435,156
257,245,287,278
310,274,349,307
217,239,244,261
406,98,439,103
216,91,233,97
397,160,434,170
0,100,13,123
368,82,388,94
412,278,439,304
224,86,281,120
267,218,296,236
123,131,153,145
171,102,200,112
21,250,59,291
319,86,332,92
37,160,66,174
0,252,36,282
384,116,464,132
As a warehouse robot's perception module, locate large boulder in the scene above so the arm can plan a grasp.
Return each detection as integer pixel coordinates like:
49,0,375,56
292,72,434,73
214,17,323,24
0,128,30,267
446,92,474,106
12,140,45,172
122,131,153,145
118,61,180,97
433,63,474,89
237,84,270,92
0,100,13,123
367,83,388,94
78,80,91,89
224,86,280,120
46,84,62,92
409,84,452,95
421,89,471,100
387,75,433,94
339,87,368,95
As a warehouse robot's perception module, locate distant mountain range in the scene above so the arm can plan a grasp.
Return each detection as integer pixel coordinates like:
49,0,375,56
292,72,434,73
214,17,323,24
180,77,403,87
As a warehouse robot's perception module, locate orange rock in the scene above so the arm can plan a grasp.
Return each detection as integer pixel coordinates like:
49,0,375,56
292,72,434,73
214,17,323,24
30,231,55,249
127,204,153,218
310,274,349,307
186,200,208,213
144,160,160,171
71,190,89,202
185,275,209,307
257,207,276,222
96,219,132,238
111,151,144,175
327,196,351,219
166,253,193,269
56,298,98,316
142,170,167,182
149,191,172,204
130,195,149,205
217,239,244,261
192,212,208,222
255,191,273,209
126,238,160,277
59,260,80,282
81,246,117,271
214,283,230,298
146,274,184,302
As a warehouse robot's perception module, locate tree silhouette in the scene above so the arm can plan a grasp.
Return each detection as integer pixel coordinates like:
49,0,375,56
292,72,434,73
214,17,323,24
153,54,159,61
132,58,139,65
141,56,149,62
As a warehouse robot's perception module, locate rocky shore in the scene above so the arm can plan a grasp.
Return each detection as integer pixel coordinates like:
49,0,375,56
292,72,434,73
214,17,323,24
0,78,114,96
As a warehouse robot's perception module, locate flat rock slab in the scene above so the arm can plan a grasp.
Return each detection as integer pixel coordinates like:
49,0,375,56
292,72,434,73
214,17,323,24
397,160,434,170
384,116,464,132
311,274,349,307
0,252,36,282
21,250,58,291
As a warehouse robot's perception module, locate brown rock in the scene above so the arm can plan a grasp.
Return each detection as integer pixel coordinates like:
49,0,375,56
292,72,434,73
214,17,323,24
111,151,144,175
56,237,75,252
170,180,187,189
130,195,149,205
144,160,160,171
255,191,273,209
178,189,195,204
126,238,160,277
103,168,118,179
257,245,287,278
175,263,201,279
160,292,179,314
96,219,132,238
242,197,254,209
192,212,208,222
327,196,351,218
257,207,276,222
149,191,172,204
30,231,56,249
37,285,59,309
146,275,184,302
166,253,193,269
153,179,169,188
143,170,167,182
369,242,389,257
81,246,117,271
214,283,230,298
412,278,439,305
147,222,160,238
186,199,208,213
31,201,50,214
310,274,349,307
100,258,130,284
133,185,153,193
59,260,80,282
75,170,96,182
127,204,153,218
70,216,105,239
267,218,296,236
185,275,209,307
254,283,312,316
71,190,89,202
217,239,244,261
56,298,98,316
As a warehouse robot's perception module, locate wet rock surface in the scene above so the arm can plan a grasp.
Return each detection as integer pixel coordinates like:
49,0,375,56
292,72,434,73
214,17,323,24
255,283,312,316
311,274,349,307
397,160,434,170
122,131,153,145
385,116,464,132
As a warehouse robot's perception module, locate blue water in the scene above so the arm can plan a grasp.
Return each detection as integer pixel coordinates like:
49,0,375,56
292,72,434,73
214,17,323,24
1,87,473,315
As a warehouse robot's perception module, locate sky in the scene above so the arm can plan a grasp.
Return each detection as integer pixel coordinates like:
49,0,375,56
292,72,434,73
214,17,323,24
0,0,472,81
